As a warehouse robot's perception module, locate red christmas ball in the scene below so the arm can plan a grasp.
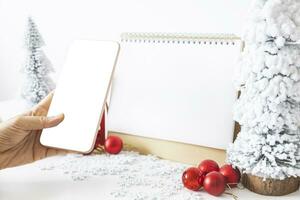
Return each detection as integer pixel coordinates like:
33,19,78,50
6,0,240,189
182,167,205,191
198,159,219,175
219,164,240,187
203,171,226,196
104,135,123,154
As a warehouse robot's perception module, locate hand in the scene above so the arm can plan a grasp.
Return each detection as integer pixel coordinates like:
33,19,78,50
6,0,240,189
0,92,69,169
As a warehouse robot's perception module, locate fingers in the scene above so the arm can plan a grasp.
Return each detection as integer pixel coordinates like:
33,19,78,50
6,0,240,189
32,91,55,114
21,91,55,117
13,113,64,131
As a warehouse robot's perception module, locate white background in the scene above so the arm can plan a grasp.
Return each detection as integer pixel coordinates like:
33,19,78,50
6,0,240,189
0,0,251,101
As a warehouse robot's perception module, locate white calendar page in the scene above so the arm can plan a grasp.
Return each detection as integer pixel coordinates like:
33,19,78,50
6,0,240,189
108,33,242,150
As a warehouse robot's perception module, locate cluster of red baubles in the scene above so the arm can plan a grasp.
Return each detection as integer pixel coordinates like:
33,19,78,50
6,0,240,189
182,159,240,196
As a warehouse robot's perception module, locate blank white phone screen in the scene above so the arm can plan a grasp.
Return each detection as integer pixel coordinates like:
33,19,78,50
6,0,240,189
40,40,119,153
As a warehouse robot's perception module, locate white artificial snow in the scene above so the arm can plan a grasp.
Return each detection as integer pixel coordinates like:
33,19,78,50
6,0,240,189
38,152,203,200
228,0,300,180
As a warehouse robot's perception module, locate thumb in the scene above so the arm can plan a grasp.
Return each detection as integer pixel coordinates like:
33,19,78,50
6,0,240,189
14,114,65,131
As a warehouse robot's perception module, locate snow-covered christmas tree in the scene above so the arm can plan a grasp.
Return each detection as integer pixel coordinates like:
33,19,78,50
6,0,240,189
21,17,55,105
227,0,300,180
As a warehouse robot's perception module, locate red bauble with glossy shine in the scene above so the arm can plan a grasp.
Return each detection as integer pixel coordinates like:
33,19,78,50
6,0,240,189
182,167,205,191
198,159,219,174
203,171,226,196
104,135,123,154
219,164,240,187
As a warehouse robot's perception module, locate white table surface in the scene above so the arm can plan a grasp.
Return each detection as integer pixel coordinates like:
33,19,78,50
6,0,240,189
0,156,299,200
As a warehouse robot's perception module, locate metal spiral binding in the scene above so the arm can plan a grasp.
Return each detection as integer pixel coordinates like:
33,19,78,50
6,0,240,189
286,41,300,45
121,32,241,46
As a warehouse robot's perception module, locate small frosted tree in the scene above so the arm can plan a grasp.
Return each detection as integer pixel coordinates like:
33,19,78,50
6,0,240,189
227,0,300,180
21,17,55,105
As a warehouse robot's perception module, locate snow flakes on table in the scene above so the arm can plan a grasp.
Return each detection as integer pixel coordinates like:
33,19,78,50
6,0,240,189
39,152,203,200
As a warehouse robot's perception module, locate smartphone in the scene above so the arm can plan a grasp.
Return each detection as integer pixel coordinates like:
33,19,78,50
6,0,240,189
40,40,120,153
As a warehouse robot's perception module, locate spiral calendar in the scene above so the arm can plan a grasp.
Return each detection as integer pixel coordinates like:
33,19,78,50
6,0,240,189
108,32,243,151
